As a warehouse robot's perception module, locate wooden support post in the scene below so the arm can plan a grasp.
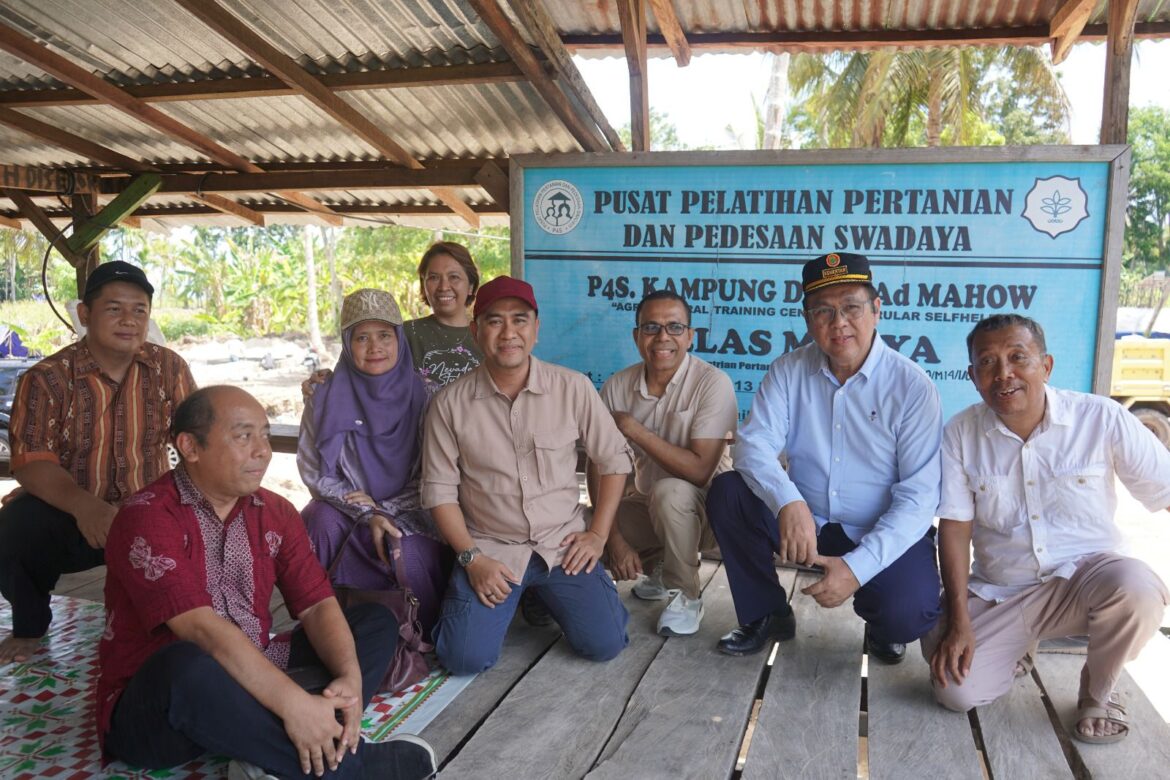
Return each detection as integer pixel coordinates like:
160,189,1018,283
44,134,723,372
2,188,87,268
1100,0,1140,145
617,0,650,151
71,193,100,298
66,174,162,255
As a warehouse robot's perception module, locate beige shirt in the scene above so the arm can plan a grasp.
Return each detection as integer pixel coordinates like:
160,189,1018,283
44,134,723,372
600,354,738,495
421,356,633,577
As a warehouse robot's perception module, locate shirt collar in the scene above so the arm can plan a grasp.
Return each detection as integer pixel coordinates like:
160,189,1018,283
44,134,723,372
472,355,547,399
811,332,886,383
638,353,691,399
173,463,265,509
72,338,160,379
980,384,1064,440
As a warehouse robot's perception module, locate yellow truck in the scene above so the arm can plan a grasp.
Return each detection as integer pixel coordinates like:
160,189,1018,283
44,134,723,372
1111,336,1170,447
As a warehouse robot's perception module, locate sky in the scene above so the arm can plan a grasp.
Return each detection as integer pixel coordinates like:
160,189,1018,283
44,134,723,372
574,39,1170,149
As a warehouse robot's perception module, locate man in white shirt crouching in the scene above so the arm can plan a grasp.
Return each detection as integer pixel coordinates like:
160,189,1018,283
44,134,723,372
927,313,1170,745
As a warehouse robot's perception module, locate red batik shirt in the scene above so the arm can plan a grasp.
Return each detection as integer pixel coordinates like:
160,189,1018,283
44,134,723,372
95,466,334,751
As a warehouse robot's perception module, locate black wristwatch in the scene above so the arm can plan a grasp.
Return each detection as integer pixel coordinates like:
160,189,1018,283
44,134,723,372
457,546,482,568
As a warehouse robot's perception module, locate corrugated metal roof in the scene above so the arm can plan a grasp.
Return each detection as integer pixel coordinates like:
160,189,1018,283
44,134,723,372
553,0,1170,36
0,0,1168,227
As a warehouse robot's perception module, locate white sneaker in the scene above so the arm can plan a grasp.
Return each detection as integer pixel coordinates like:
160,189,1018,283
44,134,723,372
657,591,704,636
227,760,277,780
632,563,672,600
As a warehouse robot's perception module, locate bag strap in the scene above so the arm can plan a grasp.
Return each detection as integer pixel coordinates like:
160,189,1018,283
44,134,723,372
324,511,416,594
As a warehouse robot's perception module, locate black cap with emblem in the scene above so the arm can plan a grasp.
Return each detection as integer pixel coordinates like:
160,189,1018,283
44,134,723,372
801,252,873,298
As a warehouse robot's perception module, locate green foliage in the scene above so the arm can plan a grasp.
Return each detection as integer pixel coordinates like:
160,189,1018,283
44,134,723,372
153,308,232,341
1126,106,1170,275
0,299,74,354
619,108,691,151
786,46,1068,149
5,219,514,348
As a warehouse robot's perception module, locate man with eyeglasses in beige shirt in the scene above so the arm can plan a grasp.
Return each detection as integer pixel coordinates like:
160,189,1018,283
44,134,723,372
594,290,738,637
421,276,634,674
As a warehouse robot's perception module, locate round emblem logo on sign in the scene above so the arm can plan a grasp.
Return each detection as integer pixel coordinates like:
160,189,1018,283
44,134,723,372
533,179,584,235
826,253,841,267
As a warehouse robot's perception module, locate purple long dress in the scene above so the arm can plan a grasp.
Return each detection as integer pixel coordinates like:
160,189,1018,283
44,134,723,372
297,324,452,637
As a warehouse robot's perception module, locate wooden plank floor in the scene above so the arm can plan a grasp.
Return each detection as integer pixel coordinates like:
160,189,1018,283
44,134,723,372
43,563,1170,779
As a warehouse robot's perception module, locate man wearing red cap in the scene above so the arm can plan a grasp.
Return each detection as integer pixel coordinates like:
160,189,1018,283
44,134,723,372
421,276,634,673
0,261,194,664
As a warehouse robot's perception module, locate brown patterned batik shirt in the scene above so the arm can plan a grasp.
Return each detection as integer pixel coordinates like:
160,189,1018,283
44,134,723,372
9,338,195,503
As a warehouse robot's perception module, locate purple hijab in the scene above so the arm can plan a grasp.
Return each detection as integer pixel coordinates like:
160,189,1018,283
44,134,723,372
311,322,427,501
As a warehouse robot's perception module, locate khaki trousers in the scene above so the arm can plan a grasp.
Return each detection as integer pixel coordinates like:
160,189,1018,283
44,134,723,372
615,478,715,599
923,553,1169,712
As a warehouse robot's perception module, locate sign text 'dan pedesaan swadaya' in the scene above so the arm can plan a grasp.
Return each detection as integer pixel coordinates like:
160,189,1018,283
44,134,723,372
511,149,1128,421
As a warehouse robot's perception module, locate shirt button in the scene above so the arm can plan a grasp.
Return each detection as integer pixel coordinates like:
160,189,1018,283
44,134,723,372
1077,478,1086,484
1031,514,1039,520
835,424,841,430
834,457,840,462
1026,480,1035,486
1037,547,1044,552
831,490,838,496
522,475,528,482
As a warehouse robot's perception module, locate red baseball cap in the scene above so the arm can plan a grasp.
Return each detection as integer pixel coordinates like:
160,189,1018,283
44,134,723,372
473,276,538,319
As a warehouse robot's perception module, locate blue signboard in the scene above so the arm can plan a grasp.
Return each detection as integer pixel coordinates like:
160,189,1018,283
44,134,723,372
512,150,1126,421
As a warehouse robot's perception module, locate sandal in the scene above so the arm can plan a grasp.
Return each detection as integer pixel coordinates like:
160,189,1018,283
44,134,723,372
1014,650,1035,678
1073,691,1129,745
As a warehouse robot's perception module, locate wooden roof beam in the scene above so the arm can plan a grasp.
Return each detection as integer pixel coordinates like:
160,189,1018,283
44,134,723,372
646,0,691,66
172,0,478,229
2,187,87,266
0,213,21,230
617,0,650,151
0,62,530,108
1049,0,1096,64
192,193,267,226
0,21,342,226
1101,0,1141,145
560,22,1170,51
508,0,624,151
467,0,608,152
0,162,100,194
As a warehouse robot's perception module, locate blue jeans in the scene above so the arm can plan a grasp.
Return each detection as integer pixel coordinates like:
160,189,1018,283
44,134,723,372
434,554,629,675
707,471,941,645
105,603,397,778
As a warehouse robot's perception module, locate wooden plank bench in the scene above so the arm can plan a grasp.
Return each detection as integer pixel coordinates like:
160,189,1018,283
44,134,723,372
43,559,1170,779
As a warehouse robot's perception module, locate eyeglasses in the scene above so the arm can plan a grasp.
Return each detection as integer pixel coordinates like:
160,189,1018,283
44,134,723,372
805,301,872,325
637,321,690,336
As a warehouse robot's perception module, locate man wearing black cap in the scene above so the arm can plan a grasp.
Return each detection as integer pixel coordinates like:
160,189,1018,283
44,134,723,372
0,261,194,664
706,252,943,663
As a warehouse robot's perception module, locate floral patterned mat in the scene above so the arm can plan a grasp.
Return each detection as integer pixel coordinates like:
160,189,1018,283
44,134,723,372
0,596,471,778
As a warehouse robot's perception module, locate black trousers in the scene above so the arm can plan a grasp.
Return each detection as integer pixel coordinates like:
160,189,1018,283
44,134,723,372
105,603,398,777
0,493,105,637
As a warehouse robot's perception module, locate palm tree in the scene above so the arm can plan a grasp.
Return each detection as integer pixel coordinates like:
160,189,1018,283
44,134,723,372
787,46,1069,149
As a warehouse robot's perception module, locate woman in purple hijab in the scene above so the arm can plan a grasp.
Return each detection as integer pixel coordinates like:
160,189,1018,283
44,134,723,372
298,288,451,636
